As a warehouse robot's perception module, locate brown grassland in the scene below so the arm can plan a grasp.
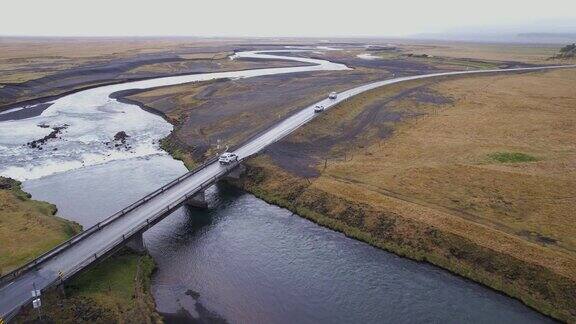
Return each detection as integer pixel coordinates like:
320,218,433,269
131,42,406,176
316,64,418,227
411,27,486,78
0,38,185,84
398,42,561,63
0,177,80,275
232,68,576,321
0,37,231,84
0,177,161,322
16,250,162,324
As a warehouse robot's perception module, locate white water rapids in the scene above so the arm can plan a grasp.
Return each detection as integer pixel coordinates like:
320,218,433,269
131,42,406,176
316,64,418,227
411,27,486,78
0,50,348,180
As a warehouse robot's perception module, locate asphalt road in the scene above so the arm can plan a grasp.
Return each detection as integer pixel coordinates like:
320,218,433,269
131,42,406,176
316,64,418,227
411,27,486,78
0,50,574,320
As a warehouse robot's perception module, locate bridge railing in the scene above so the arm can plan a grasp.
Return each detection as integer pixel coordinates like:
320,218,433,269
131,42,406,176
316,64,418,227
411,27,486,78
0,155,220,287
4,159,241,320
0,70,452,288
0,87,361,287
1,162,240,322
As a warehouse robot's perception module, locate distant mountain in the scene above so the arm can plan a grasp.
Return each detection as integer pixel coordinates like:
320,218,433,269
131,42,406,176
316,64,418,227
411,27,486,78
410,19,576,44
517,33,576,43
519,33,576,39
410,32,575,44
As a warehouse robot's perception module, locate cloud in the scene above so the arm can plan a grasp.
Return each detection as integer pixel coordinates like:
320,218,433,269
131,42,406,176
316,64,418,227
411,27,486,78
1,0,575,37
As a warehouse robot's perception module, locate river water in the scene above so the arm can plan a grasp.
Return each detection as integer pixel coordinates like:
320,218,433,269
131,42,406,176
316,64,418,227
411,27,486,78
2,49,554,323
22,158,552,323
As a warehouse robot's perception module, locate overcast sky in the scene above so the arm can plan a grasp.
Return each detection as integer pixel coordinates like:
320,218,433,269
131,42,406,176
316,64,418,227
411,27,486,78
2,0,575,37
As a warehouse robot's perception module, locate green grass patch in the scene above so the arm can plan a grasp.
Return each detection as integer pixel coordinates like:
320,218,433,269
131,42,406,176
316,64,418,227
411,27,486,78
159,136,198,170
66,250,154,303
16,250,159,323
489,152,538,163
0,177,81,274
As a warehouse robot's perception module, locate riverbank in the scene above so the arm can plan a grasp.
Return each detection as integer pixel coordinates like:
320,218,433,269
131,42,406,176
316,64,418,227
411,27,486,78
230,163,575,322
0,177,162,322
115,68,387,164
0,177,81,275
225,69,576,322
15,249,162,323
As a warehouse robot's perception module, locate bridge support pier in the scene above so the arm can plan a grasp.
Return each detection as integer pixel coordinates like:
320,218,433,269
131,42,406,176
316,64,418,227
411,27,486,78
183,164,245,209
224,164,246,180
126,232,147,253
186,190,208,209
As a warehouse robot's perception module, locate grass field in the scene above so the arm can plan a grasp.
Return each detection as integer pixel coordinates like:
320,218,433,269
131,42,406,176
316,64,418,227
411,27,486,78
234,68,576,321
0,38,187,83
398,42,561,63
0,37,239,83
16,250,162,323
0,177,161,322
0,177,81,275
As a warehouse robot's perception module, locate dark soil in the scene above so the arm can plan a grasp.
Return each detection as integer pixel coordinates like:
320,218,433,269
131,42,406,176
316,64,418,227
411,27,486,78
0,54,184,108
0,103,53,121
0,44,312,113
261,51,441,76
169,70,387,159
266,83,451,177
119,48,451,170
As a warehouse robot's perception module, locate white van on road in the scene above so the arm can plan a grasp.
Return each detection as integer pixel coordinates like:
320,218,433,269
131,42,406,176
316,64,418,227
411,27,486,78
219,152,238,165
328,92,338,100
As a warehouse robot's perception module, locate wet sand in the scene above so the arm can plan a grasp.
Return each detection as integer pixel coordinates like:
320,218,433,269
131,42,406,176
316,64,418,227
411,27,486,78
0,103,53,121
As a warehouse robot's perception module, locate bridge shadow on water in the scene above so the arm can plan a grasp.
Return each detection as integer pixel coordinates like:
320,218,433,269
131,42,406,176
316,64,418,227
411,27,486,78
147,182,246,250
145,183,246,323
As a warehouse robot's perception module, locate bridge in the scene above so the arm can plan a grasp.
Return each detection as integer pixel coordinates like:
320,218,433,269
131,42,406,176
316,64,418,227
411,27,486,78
1,64,575,321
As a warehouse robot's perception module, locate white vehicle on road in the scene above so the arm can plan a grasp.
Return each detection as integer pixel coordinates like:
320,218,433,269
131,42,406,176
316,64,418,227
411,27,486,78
314,105,325,113
219,152,238,165
328,92,338,100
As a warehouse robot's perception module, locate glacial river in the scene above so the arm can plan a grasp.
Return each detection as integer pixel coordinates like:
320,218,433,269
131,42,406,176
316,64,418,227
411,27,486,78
1,49,553,323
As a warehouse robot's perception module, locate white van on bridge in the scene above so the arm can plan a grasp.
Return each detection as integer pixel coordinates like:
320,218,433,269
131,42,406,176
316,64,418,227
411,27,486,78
219,152,238,165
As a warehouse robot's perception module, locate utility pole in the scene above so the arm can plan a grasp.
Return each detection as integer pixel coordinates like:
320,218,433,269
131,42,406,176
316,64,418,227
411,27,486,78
31,282,42,320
